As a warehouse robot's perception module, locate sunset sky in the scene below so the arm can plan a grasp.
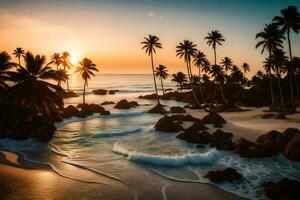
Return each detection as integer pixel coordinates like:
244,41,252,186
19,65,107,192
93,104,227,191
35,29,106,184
1,0,300,76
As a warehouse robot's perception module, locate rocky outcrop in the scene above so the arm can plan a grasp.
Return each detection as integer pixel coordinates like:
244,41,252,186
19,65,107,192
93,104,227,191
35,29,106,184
114,99,139,109
101,101,115,105
60,105,80,118
202,112,226,125
284,133,300,161
186,120,208,132
204,168,242,183
92,89,107,95
169,114,198,122
109,90,119,95
148,104,168,114
177,131,211,144
170,106,186,113
57,90,79,98
61,104,110,118
154,116,183,132
210,129,234,150
234,138,255,158
262,179,300,200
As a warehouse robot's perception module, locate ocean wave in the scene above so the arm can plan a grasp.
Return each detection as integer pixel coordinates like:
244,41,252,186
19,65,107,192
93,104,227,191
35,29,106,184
100,110,147,118
92,127,143,138
112,143,219,166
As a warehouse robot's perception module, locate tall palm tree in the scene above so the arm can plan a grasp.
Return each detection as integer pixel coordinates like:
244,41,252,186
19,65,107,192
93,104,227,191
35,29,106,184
55,69,69,87
61,51,72,91
141,34,162,104
76,58,98,105
0,52,17,94
271,49,288,111
176,40,202,105
209,64,226,102
171,72,187,92
256,23,285,108
7,52,63,116
205,30,225,65
241,63,250,77
13,47,25,66
193,50,207,99
220,57,233,74
154,64,169,95
273,6,300,108
51,53,61,70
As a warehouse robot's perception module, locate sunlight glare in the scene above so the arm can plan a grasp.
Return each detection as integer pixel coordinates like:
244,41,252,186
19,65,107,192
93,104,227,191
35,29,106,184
71,55,79,65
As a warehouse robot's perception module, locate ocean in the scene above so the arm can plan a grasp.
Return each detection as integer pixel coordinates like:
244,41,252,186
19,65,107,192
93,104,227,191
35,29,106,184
1,74,300,200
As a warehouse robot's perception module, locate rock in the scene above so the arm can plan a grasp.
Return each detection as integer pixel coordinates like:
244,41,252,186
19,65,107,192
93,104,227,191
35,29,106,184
255,130,281,156
92,89,107,95
184,105,190,109
28,116,56,142
58,90,79,98
170,106,186,113
284,133,300,161
177,131,211,144
100,110,110,116
262,179,300,200
274,113,286,120
204,168,242,183
261,113,274,119
129,101,139,107
101,101,115,105
202,112,226,125
210,103,243,112
235,138,255,158
210,129,234,150
138,93,158,99
213,123,223,128
186,120,208,132
169,114,198,122
148,104,168,114
190,105,202,110
109,90,118,94
196,144,205,148
114,99,136,109
276,128,299,152
61,105,80,118
155,116,184,132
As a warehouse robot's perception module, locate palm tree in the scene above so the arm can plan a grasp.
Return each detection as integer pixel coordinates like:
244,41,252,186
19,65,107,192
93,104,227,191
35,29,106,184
13,47,25,66
61,51,72,91
193,50,207,99
271,49,288,111
51,53,61,70
205,30,225,65
255,23,285,108
273,6,300,108
7,52,63,116
241,63,250,77
141,34,162,104
209,64,226,102
220,57,233,74
171,72,187,92
176,40,202,105
55,69,69,87
0,52,17,94
76,58,98,105
154,64,169,95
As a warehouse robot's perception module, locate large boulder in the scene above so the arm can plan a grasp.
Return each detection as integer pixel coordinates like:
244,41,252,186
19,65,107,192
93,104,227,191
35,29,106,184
114,99,137,109
262,179,300,200
177,131,211,144
154,116,183,132
101,101,115,105
61,105,80,118
210,129,234,150
202,112,226,125
234,138,255,158
284,133,300,161
254,130,281,156
204,168,242,183
57,90,79,98
186,120,208,132
170,106,186,113
148,104,168,114
169,114,198,122
92,89,107,95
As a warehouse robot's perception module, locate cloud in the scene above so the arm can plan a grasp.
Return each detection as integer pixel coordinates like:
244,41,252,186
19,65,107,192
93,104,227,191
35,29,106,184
148,12,155,17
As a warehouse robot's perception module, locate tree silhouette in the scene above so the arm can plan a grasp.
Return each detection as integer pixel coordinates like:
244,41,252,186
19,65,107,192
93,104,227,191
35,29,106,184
209,64,226,102
13,47,25,66
193,50,208,99
171,72,187,92
61,51,72,91
241,63,250,77
0,52,17,94
141,34,162,104
76,58,98,105
220,57,233,74
205,30,225,65
51,53,62,70
154,64,169,95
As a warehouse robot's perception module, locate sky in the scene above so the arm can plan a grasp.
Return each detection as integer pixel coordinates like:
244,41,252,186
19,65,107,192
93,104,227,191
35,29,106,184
0,0,300,76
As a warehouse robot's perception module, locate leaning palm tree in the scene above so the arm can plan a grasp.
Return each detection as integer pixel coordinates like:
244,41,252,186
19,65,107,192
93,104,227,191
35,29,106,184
154,64,169,95
76,58,98,105
61,51,72,91
255,23,285,108
193,50,207,99
176,40,202,105
271,49,288,111
51,53,61,70
273,6,300,108
241,63,250,77
7,52,63,116
13,47,25,66
171,72,187,93
56,69,69,87
0,52,17,95
205,30,225,65
220,57,233,74
141,34,162,104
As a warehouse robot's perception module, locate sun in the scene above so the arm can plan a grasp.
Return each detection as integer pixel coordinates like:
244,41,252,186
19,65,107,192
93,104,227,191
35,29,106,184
71,55,79,65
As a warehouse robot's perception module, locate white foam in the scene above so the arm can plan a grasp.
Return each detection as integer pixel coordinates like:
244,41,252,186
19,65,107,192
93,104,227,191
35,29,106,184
112,143,219,166
92,127,143,138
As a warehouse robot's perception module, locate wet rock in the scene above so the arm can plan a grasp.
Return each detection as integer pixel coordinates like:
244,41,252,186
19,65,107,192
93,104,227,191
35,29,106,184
255,130,281,156
204,168,242,183
92,89,107,95
234,138,255,158
210,129,234,150
58,90,79,98
108,90,118,95
170,106,186,113
61,105,80,118
100,110,111,116
262,178,300,200
284,133,300,161
186,120,208,132
155,116,183,132
101,101,115,105
202,112,226,125
169,114,198,122
177,131,211,144
114,99,137,109
148,104,168,114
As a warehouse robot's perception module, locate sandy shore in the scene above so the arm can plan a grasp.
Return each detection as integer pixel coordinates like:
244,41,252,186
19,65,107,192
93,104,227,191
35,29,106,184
0,150,244,200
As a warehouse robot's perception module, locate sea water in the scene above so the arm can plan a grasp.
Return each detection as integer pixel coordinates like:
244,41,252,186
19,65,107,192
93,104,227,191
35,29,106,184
1,74,300,200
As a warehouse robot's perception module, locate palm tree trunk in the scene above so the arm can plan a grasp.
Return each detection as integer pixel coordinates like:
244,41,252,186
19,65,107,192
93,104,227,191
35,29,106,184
83,79,86,105
214,46,217,65
269,72,275,108
150,52,160,104
287,29,294,108
67,80,70,91
198,67,204,100
187,61,202,107
213,83,217,101
160,78,165,95
276,70,285,112
219,83,226,102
